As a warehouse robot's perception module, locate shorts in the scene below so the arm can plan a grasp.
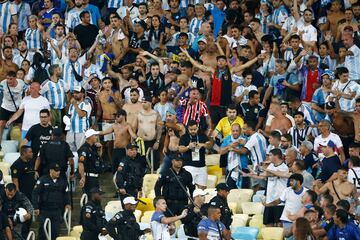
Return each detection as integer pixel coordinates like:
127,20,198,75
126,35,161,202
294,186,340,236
102,122,114,141
183,166,207,187
263,206,284,225
0,107,22,122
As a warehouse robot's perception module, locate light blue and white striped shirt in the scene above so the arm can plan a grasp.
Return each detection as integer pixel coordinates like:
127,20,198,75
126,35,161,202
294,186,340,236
0,1,14,34
345,44,360,81
13,51,34,68
68,101,92,133
189,17,203,36
244,132,267,168
298,103,316,125
61,54,87,92
271,5,288,26
11,2,31,32
40,79,69,110
25,28,42,50
107,0,123,9
66,8,93,30
331,80,358,112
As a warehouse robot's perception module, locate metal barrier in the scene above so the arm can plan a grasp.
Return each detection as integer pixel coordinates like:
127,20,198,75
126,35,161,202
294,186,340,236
80,193,88,208
146,148,154,174
43,218,51,240
26,231,35,240
64,208,72,235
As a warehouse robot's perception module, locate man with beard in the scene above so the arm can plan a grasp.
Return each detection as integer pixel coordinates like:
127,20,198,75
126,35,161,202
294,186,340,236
13,40,34,67
67,0,91,31
99,109,137,173
0,46,18,81
288,111,316,148
122,88,143,132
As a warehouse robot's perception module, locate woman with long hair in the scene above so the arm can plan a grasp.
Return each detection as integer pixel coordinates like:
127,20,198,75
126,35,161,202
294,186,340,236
147,15,165,50
293,217,316,240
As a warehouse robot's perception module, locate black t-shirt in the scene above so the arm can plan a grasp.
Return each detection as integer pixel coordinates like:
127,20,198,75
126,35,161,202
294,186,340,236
39,140,74,174
143,73,166,97
10,158,36,199
179,133,209,167
320,155,342,182
25,124,52,156
238,102,264,129
73,24,99,49
191,76,205,94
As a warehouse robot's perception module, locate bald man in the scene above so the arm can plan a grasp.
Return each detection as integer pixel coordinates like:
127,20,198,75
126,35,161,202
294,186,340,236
7,82,50,139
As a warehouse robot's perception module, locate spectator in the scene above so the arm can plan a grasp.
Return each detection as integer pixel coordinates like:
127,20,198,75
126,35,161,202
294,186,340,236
327,209,360,239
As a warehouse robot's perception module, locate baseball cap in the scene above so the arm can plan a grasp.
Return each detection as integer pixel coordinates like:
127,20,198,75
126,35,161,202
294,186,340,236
166,108,176,116
126,143,138,149
193,189,208,198
49,163,61,171
89,187,105,195
320,140,336,149
325,101,336,110
85,129,100,138
321,69,335,80
52,126,62,137
301,140,313,151
73,86,84,93
197,38,207,44
216,183,230,192
123,196,138,205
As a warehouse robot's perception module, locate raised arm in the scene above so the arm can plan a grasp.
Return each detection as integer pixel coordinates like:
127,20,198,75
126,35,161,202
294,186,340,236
231,54,263,74
140,51,165,73
180,47,215,74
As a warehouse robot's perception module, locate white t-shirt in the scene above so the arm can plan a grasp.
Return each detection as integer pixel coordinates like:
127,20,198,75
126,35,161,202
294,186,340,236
348,167,360,193
0,79,25,112
314,133,343,160
265,162,289,204
330,80,358,112
296,22,317,42
19,96,50,131
234,85,257,103
280,187,308,222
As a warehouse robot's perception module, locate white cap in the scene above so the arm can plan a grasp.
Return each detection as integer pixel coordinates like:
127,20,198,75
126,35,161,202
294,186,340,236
73,86,83,92
197,38,207,44
13,208,27,223
85,129,100,138
123,196,138,205
62,115,71,131
193,189,208,198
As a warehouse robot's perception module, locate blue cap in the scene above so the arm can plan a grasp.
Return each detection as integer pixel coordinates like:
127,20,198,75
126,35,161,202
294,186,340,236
321,140,336,149
321,69,335,80
166,108,176,115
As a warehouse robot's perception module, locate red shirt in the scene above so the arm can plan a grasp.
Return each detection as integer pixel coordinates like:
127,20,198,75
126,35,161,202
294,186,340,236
304,69,318,102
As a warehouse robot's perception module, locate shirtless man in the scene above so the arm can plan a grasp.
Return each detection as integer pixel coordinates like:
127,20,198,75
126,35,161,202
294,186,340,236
123,88,143,132
325,101,355,139
314,168,357,203
97,77,122,160
136,95,162,170
99,109,136,173
336,8,358,42
0,47,18,81
108,14,128,65
325,0,345,38
264,103,292,135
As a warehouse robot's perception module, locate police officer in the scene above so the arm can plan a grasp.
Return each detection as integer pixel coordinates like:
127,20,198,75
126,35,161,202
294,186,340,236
208,183,232,230
181,189,207,239
10,145,36,201
116,143,147,207
80,187,107,240
107,196,150,240
78,129,103,195
32,163,71,240
154,154,195,216
1,183,33,240
36,127,74,178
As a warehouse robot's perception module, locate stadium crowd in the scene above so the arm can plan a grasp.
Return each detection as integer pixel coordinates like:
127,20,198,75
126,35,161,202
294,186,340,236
0,0,360,239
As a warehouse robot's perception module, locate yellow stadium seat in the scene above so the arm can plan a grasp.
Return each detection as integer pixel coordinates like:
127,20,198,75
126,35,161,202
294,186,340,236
205,154,220,166
143,174,160,197
137,198,155,212
147,189,156,198
10,126,21,144
70,225,83,238
261,227,284,240
249,215,265,239
56,237,77,240
0,162,11,176
207,166,222,183
141,211,155,223
134,210,142,222
227,189,254,213
231,214,249,228
207,175,217,188
228,202,237,214
145,233,153,240
241,202,264,215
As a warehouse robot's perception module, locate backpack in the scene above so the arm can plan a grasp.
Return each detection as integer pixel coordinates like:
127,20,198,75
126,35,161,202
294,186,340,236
33,64,49,85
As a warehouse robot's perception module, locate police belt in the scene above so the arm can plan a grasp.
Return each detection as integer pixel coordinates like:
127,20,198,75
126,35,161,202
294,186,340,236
85,173,99,177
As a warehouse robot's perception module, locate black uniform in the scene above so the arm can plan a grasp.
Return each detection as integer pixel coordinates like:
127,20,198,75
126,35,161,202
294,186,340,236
0,191,33,239
80,200,107,240
32,175,70,240
208,195,233,230
10,158,36,201
115,155,147,206
78,142,102,194
107,210,144,240
0,211,10,240
154,167,195,216
181,204,207,239
39,139,73,177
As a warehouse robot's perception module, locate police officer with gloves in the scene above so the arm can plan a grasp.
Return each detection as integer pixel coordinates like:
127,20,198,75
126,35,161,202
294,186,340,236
154,154,195,216
80,187,107,240
78,129,103,195
208,183,233,230
1,183,33,239
116,143,147,206
107,196,151,240
32,163,71,240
